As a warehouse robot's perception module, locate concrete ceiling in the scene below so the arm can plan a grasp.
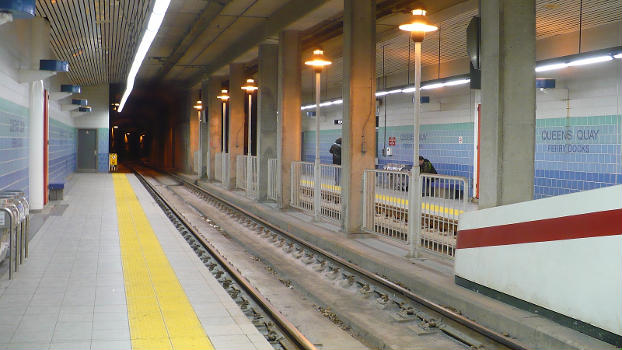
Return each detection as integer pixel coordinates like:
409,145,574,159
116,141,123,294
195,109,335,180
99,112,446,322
36,0,621,89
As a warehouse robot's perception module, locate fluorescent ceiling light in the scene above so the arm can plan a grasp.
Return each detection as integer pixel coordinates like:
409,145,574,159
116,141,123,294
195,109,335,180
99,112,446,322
421,82,445,90
567,55,613,66
401,86,417,93
535,62,568,72
444,78,470,86
613,53,622,59
118,0,171,112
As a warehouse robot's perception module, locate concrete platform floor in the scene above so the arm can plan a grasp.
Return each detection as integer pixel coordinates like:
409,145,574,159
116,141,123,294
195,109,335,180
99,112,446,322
0,173,272,350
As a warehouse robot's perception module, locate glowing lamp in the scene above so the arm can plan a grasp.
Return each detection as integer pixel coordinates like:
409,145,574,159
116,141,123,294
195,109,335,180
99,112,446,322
304,49,332,72
193,100,203,110
241,78,258,92
217,89,230,101
399,8,438,42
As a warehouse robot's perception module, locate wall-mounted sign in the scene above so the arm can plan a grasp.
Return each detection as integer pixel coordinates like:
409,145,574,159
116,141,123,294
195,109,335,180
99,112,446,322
458,136,463,144
388,136,396,146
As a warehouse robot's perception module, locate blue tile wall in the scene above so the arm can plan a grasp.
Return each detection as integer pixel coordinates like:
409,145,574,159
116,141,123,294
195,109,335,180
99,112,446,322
0,97,29,198
97,127,109,172
302,129,342,164
534,115,622,199
49,119,76,184
303,115,622,199
303,123,475,195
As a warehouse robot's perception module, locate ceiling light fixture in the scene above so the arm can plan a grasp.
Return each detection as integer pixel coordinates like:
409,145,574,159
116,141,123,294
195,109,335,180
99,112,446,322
118,0,171,112
241,78,258,92
614,53,622,59
398,8,438,42
567,55,613,66
193,100,203,110
304,49,332,70
535,62,568,72
217,89,230,101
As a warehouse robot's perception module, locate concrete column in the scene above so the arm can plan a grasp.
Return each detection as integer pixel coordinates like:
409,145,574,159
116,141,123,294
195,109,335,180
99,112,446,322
341,0,376,233
257,44,279,201
480,0,536,208
204,78,223,180
228,63,245,188
277,31,302,208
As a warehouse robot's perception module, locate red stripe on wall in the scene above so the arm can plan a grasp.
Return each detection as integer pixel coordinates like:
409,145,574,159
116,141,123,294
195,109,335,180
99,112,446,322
456,209,622,249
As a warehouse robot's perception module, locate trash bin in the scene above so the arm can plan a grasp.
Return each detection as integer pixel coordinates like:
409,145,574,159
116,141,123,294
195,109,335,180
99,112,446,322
49,183,64,201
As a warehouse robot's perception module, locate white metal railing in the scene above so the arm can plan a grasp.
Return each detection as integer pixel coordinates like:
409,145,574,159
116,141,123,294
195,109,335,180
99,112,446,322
267,158,278,201
319,164,342,223
362,169,410,242
290,161,314,214
236,155,247,190
214,152,222,182
418,174,467,258
362,170,468,258
222,152,230,188
290,161,342,224
246,155,258,199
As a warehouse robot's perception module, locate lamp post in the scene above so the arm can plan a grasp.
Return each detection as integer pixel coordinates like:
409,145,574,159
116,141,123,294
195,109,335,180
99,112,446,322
217,89,230,153
399,8,438,258
241,78,258,197
193,98,203,178
305,49,332,221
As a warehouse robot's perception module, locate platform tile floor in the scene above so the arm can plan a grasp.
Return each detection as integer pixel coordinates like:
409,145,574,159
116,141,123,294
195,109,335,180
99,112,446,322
0,173,272,350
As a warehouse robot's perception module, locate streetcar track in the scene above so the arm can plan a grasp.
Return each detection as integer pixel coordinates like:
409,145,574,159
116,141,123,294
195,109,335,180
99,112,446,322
132,168,317,350
135,165,530,350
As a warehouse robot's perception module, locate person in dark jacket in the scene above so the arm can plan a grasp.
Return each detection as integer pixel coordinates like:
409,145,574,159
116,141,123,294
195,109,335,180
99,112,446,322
329,138,342,165
329,138,342,185
419,156,437,196
419,156,437,175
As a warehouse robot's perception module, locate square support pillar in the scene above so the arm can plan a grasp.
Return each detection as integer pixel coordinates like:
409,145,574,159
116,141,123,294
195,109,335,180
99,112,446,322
480,0,536,208
277,31,302,208
257,44,279,201
205,78,223,180
341,0,376,233
228,63,245,189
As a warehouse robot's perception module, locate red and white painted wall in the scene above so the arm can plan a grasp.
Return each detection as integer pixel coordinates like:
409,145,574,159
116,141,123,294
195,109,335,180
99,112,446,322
455,184,622,338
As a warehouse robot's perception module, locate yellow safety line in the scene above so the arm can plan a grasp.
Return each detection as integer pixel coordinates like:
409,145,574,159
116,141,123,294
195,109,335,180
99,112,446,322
112,174,214,350
299,179,464,216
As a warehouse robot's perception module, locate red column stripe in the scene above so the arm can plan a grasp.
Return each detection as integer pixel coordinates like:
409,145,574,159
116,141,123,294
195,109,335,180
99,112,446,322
456,209,622,249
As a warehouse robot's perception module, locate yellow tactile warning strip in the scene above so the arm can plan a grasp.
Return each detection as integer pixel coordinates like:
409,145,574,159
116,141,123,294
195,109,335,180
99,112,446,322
112,173,214,350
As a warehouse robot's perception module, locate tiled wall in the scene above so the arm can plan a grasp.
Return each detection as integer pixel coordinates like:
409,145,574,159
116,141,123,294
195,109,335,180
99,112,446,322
97,127,109,172
302,115,622,199
534,115,622,199
302,129,341,164
0,97,29,195
49,119,76,184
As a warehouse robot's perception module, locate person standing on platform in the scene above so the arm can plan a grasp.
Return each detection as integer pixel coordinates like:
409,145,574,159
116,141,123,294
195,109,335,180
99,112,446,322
419,156,437,196
329,138,342,185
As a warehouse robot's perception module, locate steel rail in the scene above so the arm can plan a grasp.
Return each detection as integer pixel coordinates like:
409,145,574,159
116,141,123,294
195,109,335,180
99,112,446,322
133,169,318,350
161,169,529,350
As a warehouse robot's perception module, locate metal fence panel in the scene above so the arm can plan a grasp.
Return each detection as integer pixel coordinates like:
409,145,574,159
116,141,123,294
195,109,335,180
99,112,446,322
418,174,467,258
267,158,278,201
362,170,410,242
362,170,467,258
319,164,342,224
290,161,314,214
